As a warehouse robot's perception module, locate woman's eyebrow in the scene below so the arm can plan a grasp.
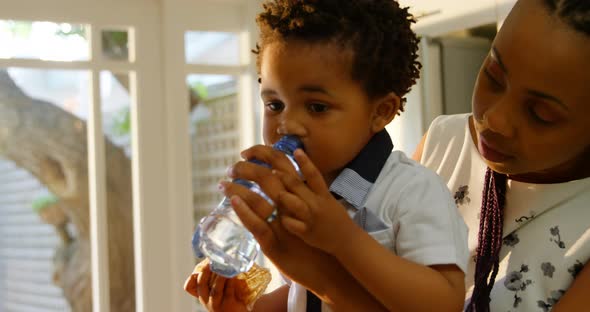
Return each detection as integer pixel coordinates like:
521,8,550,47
491,47,508,74
493,47,567,110
527,89,568,110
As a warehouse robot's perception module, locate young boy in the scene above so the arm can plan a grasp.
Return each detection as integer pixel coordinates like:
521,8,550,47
192,0,468,311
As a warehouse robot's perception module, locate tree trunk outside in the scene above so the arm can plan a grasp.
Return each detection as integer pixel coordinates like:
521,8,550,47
0,69,135,311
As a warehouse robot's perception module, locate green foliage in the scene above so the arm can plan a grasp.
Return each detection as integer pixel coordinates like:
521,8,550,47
112,107,131,136
31,194,59,214
104,31,127,47
102,30,129,59
55,23,86,38
191,82,209,100
0,20,32,37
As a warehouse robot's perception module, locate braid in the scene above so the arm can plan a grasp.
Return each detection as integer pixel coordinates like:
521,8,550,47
467,167,507,312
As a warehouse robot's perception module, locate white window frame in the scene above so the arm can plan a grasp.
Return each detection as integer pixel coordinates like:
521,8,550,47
0,0,261,311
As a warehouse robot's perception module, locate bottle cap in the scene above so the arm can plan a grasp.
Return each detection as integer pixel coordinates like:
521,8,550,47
273,135,303,155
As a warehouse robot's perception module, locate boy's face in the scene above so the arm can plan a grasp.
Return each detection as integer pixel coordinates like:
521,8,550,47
259,40,387,184
471,0,590,182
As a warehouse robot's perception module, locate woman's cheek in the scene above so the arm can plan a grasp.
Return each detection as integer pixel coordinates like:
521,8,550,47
471,82,488,121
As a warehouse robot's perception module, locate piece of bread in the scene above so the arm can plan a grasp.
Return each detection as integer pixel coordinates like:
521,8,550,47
184,258,272,310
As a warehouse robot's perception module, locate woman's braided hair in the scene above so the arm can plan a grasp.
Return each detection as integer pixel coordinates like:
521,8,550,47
468,2,590,310
467,168,507,312
252,0,421,112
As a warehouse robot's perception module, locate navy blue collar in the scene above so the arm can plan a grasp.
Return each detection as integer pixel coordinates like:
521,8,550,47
329,129,393,209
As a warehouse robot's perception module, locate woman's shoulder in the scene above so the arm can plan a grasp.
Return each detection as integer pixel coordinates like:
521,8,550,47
420,113,475,172
427,113,471,139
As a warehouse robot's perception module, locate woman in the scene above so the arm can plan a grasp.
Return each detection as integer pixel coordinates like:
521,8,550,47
414,0,590,310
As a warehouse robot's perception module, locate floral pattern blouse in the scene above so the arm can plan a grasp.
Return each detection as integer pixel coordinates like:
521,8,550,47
421,114,590,311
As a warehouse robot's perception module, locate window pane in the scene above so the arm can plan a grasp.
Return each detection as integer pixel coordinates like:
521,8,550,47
185,31,240,66
102,30,130,61
100,71,136,309
0,20,89,61
102,72,132,150
188,74,239,223
0,67,90,311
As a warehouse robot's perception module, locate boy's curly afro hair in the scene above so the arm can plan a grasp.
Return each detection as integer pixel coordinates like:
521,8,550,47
253,0,421,112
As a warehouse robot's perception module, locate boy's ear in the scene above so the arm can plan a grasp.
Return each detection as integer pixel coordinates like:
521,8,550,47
371,92,401,133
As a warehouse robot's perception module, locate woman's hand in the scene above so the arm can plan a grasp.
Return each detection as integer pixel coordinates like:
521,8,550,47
189,263,249,312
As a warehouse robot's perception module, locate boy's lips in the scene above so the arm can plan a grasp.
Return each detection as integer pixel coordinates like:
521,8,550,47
478,135,513,163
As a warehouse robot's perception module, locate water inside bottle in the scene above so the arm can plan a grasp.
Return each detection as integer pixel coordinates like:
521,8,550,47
196,135,303,278
198,199,260,277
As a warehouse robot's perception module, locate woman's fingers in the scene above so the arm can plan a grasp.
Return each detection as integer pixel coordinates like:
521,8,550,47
225,277,236,299
196,265,212,304
209,275,227,309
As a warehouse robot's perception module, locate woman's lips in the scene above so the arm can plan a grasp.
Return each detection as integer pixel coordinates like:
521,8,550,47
478,135,513,163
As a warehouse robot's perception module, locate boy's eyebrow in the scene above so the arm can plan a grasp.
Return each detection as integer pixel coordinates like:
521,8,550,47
260,89,277,97
492,47,567,110
260,85,333,97
298,84,333,96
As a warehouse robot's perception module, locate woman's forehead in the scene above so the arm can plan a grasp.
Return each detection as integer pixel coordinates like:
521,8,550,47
495,0,590,109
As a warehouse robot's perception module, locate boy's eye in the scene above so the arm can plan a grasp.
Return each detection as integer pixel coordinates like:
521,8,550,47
308,103,328,113
266,101,284,112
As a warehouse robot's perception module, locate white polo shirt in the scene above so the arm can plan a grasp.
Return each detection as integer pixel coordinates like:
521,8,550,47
287,149,469,312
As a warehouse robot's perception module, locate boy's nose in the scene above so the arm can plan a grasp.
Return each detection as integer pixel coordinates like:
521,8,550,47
276,117,306,137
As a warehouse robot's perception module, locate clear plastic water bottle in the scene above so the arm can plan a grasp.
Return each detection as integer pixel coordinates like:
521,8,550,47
193,135,303,278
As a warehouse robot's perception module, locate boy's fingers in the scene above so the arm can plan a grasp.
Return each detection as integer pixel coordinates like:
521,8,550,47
276,189,311,223
230,195,278,252
229,159,287,203
241,145,300,176
281,215,308,237
220,181,275,223
293,149,329,193
274,169,315,201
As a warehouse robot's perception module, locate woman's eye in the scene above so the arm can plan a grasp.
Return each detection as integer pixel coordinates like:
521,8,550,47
527,104,557,125
266,101,284,111
528,107,553,125
308,103,328,113
484,69,503,90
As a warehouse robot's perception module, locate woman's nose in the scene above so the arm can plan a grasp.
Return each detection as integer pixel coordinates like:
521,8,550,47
481,97,516,138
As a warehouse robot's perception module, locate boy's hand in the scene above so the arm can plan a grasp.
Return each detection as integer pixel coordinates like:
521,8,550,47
221,145,341,291
272,149,358,255
188,262,249,312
